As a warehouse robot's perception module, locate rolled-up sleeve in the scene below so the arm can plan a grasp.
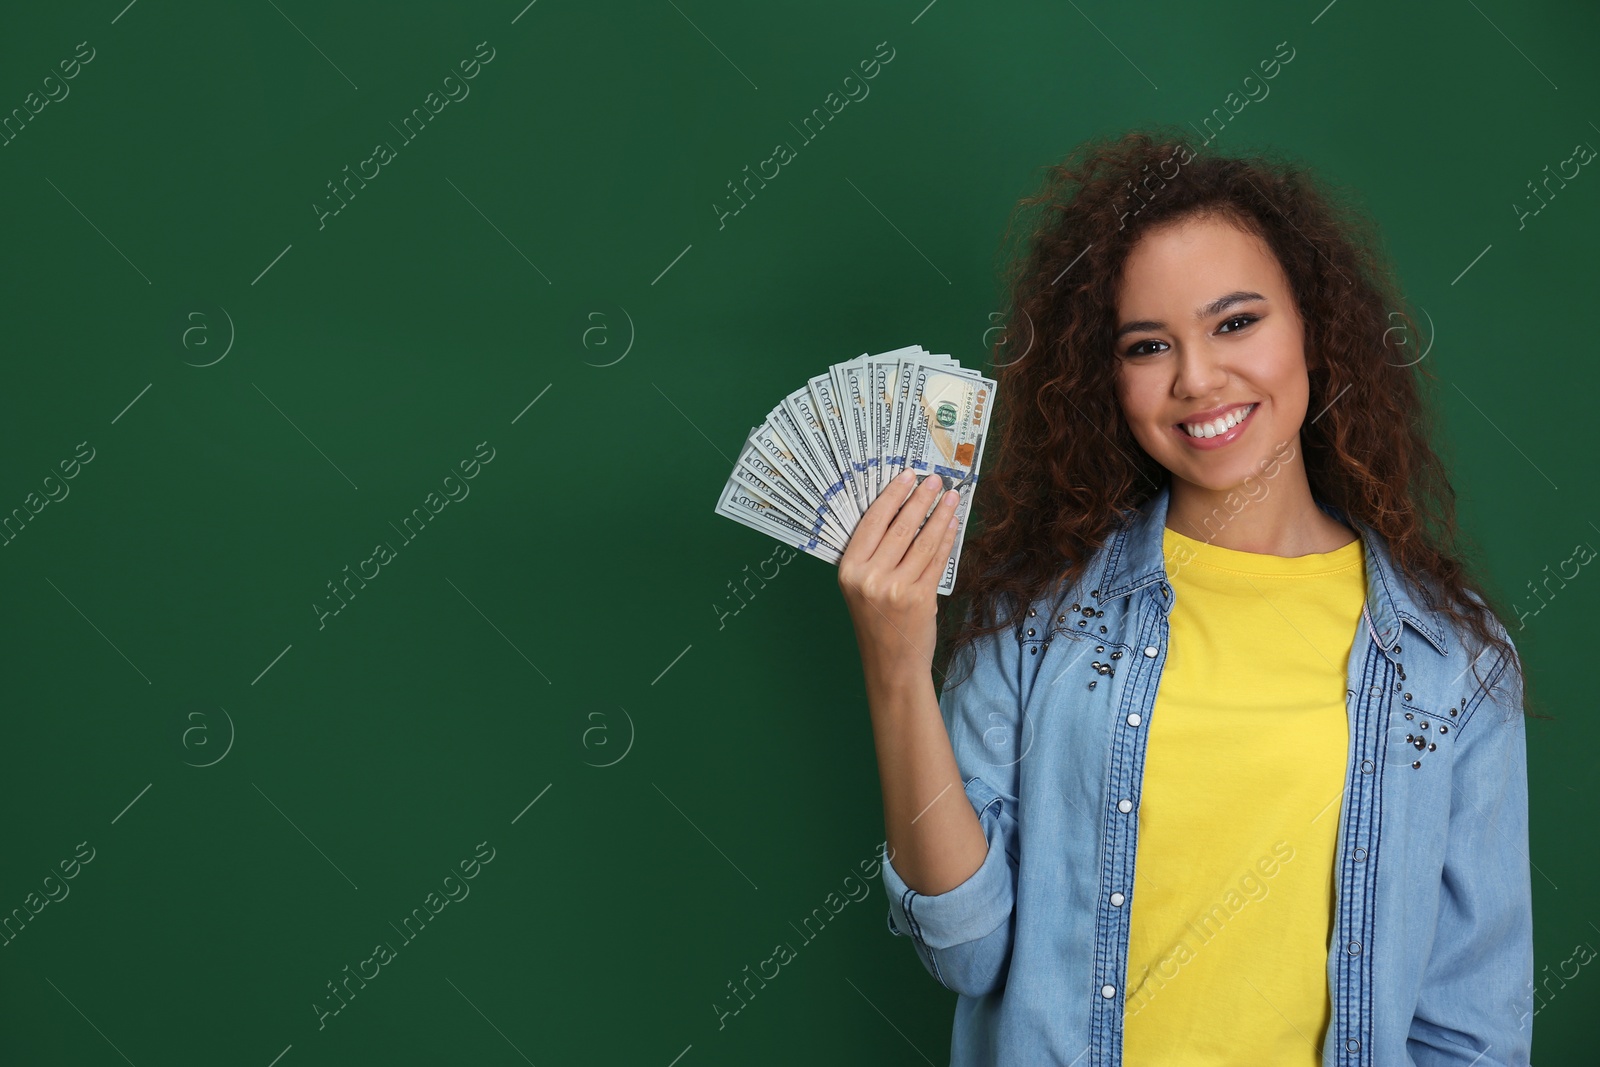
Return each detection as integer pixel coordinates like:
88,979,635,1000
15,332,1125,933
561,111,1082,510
880,609,1025,998
1408,634,1535,1066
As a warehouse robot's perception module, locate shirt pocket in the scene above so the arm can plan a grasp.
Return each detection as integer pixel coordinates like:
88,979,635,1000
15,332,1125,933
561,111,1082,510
1387,694,1457,774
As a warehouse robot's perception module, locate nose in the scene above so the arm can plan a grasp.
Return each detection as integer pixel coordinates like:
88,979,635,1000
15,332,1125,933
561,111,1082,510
1172,342,1228,399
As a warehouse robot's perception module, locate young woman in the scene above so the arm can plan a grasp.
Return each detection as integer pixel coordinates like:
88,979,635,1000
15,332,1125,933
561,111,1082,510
839,130,1537,1065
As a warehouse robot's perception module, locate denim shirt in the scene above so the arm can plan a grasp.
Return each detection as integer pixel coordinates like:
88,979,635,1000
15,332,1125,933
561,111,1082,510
880,483,1534,1066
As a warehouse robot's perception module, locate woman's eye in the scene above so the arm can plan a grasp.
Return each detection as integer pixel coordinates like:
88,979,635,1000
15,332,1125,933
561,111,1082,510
1124,340,1164,357
1219,314,1258,333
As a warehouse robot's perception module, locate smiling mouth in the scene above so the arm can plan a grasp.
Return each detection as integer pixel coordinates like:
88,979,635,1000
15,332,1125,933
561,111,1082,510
1175,403,1256,439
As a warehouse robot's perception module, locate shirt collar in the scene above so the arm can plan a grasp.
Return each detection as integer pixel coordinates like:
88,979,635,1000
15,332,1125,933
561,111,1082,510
1091,482,1451,657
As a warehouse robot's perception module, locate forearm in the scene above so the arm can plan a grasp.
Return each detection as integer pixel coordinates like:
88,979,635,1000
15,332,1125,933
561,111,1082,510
866,663,990,896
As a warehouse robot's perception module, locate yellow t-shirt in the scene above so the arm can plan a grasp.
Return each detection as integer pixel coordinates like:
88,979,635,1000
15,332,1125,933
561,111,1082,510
1122,524,1364,1064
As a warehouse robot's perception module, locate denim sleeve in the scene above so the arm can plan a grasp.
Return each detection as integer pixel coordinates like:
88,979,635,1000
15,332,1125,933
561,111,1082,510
880,611,1024,998
1408,637,1535,1067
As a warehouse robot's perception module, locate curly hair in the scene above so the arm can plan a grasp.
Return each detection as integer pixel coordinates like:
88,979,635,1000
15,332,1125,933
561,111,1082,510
941,126,1541,720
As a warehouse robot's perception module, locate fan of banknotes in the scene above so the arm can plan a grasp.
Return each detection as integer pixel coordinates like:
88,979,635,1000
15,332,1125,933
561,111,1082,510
713,344,996,595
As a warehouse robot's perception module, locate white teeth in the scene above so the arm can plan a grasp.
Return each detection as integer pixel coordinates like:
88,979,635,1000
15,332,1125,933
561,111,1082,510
1181,403,1253,438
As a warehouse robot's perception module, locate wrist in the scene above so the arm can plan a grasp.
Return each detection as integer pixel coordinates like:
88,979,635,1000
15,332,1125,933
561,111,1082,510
863,659,937,710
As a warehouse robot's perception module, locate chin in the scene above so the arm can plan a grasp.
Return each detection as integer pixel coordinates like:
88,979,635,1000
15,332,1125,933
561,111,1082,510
1165,451,1276,493
1180,470,1257,493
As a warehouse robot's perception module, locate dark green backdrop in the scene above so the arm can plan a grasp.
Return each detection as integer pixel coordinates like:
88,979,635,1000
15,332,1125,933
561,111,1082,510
2,1,1592,1063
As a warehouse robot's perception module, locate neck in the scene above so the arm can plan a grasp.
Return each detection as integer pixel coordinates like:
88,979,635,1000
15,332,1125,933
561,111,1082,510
1164,444,1355,556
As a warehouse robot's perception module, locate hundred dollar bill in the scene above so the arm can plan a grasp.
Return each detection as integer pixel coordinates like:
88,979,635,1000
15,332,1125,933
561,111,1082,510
713,477,842,564
834,355,878,510
885,353,962,485
738,417,853,544
731,437,851,552
764,403,855,534
806,368,869,520
898,363,996,594
866,346,926,503
779,385,862,528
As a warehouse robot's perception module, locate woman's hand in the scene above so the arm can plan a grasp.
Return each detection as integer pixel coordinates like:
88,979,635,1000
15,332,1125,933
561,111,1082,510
837,469,962,678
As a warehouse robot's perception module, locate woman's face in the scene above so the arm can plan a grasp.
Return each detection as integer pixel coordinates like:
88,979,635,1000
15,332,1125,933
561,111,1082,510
1111,213,1310,494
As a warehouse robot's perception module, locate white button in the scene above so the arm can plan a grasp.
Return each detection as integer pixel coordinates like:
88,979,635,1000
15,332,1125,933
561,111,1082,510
1110,891,1125,906
1117,799,1133,813
1143,645,1158,657
1100,984,1116,998
1126,713,1141,726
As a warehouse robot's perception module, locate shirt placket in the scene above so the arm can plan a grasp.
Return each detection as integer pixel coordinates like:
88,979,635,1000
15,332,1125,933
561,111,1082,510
1328,605,1392,1065
1092,580,1169,1066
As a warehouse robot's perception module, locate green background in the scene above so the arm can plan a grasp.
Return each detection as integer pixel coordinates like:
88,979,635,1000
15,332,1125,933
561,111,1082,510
1,1,1593,1063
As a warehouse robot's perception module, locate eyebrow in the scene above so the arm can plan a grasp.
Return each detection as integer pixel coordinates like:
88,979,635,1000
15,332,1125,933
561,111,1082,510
1113,290,1268,341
